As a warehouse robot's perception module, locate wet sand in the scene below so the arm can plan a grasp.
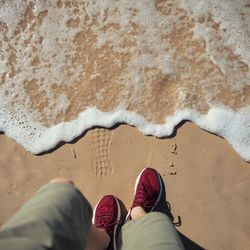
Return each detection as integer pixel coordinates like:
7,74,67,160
0,122,250,250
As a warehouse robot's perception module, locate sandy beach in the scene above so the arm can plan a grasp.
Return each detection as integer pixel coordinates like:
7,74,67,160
0,122,249,250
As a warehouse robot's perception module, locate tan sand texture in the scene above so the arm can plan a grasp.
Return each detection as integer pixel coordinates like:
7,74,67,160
0,123,250,250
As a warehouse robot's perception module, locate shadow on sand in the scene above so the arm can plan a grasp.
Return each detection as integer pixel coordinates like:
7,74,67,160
155,175,205,250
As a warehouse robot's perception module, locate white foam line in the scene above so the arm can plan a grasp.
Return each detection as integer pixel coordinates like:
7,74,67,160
1,106,250,162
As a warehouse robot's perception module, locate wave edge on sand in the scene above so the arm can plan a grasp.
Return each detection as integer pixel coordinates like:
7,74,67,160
1,105,249,162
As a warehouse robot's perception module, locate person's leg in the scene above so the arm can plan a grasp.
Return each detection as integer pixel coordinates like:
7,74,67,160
119,167,184,250
50,179,111,250
0,178,107,250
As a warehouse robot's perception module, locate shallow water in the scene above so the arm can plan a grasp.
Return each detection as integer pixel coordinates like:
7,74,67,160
0,0,249,159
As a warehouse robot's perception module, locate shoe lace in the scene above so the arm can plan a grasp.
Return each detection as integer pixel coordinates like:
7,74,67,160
96,208,122,230
133,184,156,210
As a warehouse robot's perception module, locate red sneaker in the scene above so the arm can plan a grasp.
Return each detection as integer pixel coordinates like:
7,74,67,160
92,195,121,250
126,167,163,220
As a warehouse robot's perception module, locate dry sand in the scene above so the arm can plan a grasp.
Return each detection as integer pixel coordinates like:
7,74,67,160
0,122,250,250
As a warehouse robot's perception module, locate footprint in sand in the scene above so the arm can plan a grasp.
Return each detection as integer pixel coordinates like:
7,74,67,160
92,128,114,178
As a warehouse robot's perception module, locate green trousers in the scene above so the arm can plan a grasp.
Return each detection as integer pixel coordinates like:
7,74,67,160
0,183,184,250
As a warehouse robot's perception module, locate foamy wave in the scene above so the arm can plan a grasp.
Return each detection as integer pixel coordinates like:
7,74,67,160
1,104,250,161
0,0,249,160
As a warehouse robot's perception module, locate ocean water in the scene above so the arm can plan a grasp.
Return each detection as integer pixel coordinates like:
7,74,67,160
0,0,249,160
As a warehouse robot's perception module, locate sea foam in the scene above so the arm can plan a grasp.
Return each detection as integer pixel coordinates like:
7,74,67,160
1,102,250,162
0,0,249,160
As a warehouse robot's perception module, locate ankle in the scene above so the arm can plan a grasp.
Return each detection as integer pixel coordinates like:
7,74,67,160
86,225,110,250
97,228,110,249
131,206,146,220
